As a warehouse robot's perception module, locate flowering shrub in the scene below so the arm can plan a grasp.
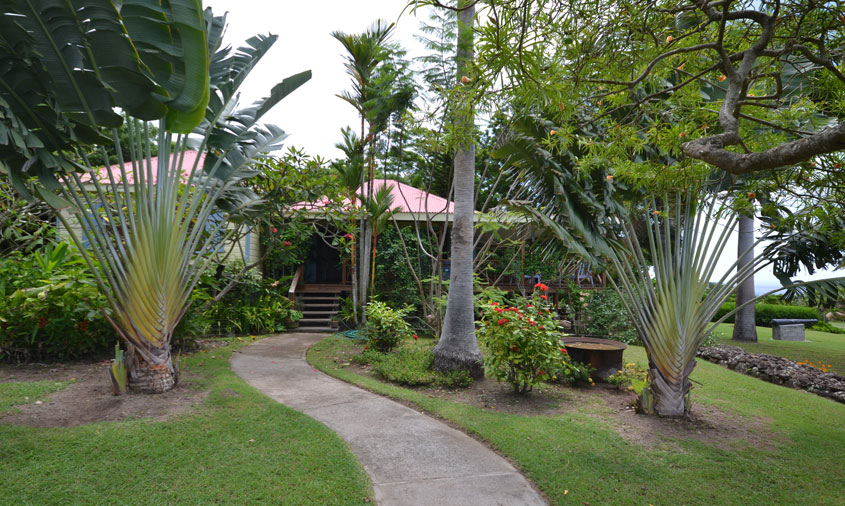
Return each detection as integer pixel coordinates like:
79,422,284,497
606,362,650,394
798,360,833,373
478,284,563,393
0,246,113,361
365,301,413,352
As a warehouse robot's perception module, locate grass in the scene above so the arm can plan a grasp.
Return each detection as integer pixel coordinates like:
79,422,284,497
0,339,373,505
353,341,472,388
309,335,845,506
711,323,845,374
0,380,72,415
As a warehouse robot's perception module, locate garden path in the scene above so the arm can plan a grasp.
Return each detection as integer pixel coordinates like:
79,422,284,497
231,333,547,506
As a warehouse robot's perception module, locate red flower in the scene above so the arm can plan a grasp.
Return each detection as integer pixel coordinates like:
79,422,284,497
490,302,499,306
270,227,278,233
79,320,89,332
38,317,48,329
539,325,545,330
283,240,292,247
413,334,418,340
494,307,504,313
344,233,354,240
529,320,537,326
497,318,509,326
560,348,568,354
364,345,369,350
511,345,519,351
540,294,548,300
538,370,546,376
534,282,549,291
526,304,533,308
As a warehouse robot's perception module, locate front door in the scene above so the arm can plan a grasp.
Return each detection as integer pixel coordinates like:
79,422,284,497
304,235,342,284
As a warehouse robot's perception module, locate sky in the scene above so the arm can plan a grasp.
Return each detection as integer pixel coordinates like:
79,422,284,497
202,0,839,291
202,0,431,160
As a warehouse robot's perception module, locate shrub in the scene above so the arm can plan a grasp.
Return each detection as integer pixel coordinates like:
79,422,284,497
0,245,114,362
606,363,650,394
365,301,413,352
549,351,594,385
353,342,472,388
478,284,563,393
809,321,845,335
182,262,302,337
714,302,820,326
371,346,471,388
582,289,639,344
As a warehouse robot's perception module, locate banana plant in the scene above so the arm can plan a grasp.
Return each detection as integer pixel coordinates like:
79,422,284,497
0,2,310,392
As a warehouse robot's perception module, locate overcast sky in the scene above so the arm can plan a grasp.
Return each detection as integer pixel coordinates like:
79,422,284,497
203,0,431,160
202,0,838,290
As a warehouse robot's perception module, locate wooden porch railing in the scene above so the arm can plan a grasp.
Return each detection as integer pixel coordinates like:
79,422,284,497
288,264,304,303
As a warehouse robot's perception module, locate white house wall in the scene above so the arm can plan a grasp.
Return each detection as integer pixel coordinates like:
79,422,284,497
57,209,260,265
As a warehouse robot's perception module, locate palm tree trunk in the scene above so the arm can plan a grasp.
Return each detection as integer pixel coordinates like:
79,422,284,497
432,0,483,378
649,367,691,417
126,343,178,393
733,213,758,342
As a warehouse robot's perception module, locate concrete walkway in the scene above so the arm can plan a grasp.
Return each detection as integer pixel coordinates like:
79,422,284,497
231,333,547,506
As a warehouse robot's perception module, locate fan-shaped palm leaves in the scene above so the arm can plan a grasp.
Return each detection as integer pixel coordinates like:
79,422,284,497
608,194,775,416
0,3,310,392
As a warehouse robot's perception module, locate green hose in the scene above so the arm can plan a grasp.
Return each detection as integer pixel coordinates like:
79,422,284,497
340,329,368,341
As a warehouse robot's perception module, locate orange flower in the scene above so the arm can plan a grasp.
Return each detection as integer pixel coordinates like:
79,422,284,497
666,35,674,43
718,74,726,82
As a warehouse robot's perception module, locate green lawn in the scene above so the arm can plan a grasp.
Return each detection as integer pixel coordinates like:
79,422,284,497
711,323,845,374
0,380,72,415
309,336,845,506
1,340,373,505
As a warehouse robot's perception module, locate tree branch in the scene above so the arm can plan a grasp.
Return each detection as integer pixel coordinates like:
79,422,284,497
682,122,845,174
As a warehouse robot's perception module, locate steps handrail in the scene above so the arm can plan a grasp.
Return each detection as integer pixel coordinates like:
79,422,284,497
289,264,304,302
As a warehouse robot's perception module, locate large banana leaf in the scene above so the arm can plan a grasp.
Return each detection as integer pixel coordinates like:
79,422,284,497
0,0,209,197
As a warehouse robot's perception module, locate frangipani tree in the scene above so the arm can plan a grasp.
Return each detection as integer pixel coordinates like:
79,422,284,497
0,2,309,392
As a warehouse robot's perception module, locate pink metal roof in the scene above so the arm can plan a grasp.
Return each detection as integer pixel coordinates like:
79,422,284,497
293,179,454,215
79,151,204,184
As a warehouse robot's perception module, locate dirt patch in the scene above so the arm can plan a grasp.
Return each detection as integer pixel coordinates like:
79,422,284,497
339,360,775,451
0,360,207,428
587,383,777,451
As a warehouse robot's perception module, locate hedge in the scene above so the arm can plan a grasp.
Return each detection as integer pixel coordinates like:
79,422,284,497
713,302,820,326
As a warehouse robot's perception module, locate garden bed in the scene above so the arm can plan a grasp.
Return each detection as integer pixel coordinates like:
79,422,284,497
310,336,777,451
697,345,845,403
0,338,252,427
308,336,845,505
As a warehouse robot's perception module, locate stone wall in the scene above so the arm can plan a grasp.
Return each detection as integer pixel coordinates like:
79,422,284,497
697,345,845,404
